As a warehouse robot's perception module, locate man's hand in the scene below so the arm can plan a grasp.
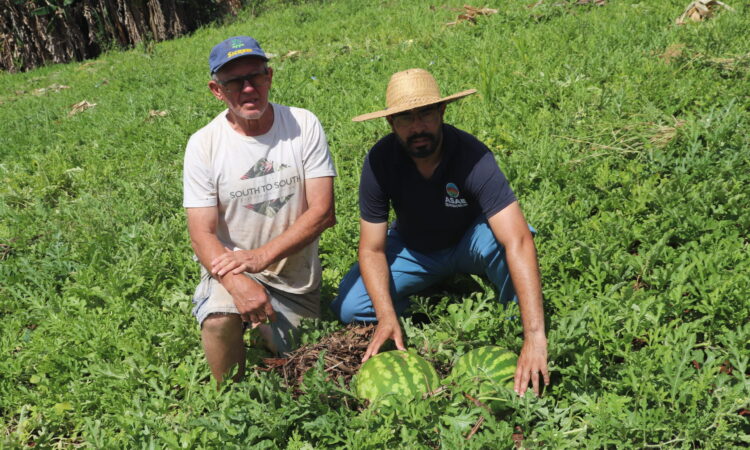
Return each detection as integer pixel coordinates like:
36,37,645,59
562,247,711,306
362,315,406,362
222,274,276,325
513,332,549,397
211,248,270,277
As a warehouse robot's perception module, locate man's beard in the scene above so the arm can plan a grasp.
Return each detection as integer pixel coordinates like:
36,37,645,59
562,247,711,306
401,132,441,158
233,101,268,121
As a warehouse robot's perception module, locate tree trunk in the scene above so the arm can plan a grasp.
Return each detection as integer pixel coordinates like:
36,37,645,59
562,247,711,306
0,0,255,72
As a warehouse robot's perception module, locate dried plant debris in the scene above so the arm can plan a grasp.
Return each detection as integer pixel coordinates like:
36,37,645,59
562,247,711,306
562,117,687,164
657,43,749,75
147,110,168,120
649,119,687,148
659,43,687,64
0,242,13,260
702,52,750,74
260,324,375,393
527,0,605,8
676,0,734,25
615,119,686,150
282,50,302,59
33,84,70,96
68,100,96,116
446,5,499,26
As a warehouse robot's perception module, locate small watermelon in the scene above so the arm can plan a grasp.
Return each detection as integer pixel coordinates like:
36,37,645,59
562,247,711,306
354,349,440,407
450,346,517,409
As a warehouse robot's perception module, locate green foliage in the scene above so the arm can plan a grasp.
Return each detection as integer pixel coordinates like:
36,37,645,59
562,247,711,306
1,0,749,447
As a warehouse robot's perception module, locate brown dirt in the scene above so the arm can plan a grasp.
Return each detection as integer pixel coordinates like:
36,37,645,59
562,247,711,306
659,43,686,65
259,324,375,394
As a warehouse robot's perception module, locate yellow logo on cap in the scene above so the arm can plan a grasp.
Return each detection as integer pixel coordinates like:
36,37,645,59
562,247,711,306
227,48,254,58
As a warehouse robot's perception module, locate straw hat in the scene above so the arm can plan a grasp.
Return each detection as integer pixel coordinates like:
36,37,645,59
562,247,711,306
352,68,477,122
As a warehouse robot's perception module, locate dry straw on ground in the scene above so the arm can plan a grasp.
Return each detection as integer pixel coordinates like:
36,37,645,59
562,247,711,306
659,43,687,64
649,119,687,148
560,118,687,165
527,0,606,8
445,5,499,26
68,100,96,116
657,42,749,75
676,0,734,25
260,324,375,393
281,50,302,60
33,84,70,96
147,110,168,121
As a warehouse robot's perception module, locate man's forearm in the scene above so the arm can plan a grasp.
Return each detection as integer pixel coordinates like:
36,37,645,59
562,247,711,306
256,202,335,267
190,229,247,290
505,235,545,337
359,239,406,361
247,176,335,269
359,248,398,322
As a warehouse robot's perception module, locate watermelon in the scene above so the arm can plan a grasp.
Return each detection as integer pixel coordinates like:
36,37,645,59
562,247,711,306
354,349,440,407
450,346,517,409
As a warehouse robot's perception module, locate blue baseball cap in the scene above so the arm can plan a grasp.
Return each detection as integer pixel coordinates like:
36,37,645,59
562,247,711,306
209,36,268,73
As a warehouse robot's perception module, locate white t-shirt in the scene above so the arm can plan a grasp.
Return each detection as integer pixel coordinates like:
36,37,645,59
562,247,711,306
183,103,337,294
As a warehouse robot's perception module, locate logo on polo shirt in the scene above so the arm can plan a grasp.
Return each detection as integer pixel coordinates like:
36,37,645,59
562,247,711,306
445,182,468,208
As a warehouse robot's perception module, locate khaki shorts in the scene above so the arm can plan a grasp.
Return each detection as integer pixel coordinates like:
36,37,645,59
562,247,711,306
191,269,320,355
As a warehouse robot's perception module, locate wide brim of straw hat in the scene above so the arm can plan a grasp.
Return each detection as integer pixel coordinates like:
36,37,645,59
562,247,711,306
352,68,477,122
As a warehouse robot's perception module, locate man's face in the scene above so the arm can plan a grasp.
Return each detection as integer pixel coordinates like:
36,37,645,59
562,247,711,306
387,104,445,158
209,57,273,120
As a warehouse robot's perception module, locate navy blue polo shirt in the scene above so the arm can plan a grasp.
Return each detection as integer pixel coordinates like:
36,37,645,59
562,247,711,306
359,124,516,253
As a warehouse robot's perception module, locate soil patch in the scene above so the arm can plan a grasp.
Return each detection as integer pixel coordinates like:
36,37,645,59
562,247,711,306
260,324,375,394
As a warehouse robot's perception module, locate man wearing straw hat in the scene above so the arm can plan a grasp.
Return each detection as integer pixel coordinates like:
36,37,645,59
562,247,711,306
331,68,549,396
184,36,337,383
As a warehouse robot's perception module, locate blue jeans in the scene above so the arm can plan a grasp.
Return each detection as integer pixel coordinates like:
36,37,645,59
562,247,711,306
330,218,533,323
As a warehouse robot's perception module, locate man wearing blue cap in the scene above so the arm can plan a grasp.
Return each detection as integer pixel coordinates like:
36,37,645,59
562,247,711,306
183,36,337,383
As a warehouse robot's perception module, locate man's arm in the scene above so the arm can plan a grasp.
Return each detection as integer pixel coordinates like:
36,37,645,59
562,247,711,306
486,201,549,397
211,176,336,276
186,206,274,324
359,219,406,362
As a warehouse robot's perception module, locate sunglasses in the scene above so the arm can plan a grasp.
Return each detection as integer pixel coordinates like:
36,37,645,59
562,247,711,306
217,69,270,92
390,105,441,128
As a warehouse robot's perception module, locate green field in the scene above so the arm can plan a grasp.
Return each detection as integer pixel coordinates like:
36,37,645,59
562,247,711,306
1,0,748,447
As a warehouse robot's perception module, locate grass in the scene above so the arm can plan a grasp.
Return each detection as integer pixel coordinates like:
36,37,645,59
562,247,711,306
1,0,749,447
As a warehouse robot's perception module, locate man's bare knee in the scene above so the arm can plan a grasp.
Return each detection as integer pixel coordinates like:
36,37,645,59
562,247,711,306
201,314,245,384
201,313,243,338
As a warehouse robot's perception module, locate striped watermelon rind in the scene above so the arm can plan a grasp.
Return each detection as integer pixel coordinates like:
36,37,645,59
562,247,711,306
354,349,440,407
450,346,517,409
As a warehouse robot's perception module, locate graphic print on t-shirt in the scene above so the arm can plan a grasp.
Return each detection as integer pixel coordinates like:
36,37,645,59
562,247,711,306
245,194,295,217
231,157,300,218
240,158,288,180
445,182,468,208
